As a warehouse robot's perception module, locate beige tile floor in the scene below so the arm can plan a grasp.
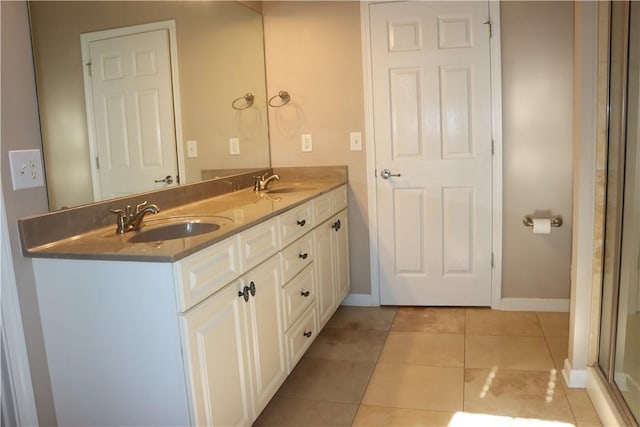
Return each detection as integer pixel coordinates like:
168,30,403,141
254,307,603,427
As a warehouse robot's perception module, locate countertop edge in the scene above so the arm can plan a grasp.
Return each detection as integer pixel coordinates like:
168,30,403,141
25,180,347,263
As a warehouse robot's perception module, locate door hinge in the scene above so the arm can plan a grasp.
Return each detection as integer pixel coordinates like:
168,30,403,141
491,139,495,155
86,61,92,77
484,20,492,38
95,156,100,169
491,252,494,268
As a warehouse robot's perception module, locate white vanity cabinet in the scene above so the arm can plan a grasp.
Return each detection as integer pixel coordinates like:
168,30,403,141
313,187,350,328
180,255,286,425
31,185,348,427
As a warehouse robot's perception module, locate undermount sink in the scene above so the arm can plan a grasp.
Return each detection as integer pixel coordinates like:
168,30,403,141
128,222,220,243
125,215,231,243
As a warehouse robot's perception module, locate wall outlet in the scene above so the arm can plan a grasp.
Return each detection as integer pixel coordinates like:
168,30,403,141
229,138,240,155
301,134,313,152
350,132,362,151
186,140,198,158
9,149,45,190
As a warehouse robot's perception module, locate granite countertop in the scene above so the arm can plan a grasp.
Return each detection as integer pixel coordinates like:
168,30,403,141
24,177,346,263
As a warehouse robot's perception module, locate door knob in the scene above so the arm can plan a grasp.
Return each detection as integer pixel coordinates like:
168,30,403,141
380,169,401,179
154,175,174,184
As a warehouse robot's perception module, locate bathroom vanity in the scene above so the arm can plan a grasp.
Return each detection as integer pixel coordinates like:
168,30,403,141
20,170,349,426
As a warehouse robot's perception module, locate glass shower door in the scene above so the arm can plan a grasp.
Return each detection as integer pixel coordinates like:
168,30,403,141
613,3,640,418
600,2,640,423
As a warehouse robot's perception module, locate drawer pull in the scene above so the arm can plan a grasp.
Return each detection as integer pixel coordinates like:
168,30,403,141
298,253,308,260
238,286,250,302
249,281,256,296
332,219,341,231
303,330,313,338
301,290,310,297
297,219,306,227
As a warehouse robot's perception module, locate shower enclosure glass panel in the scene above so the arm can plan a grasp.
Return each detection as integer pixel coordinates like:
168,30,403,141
600,2,640,424
612,3,640,419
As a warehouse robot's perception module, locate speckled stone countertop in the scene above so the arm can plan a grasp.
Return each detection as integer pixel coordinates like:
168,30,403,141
19,167,347,263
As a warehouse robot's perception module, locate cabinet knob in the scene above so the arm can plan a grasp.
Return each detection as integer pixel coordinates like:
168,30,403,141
331,219,341,231
298,252,308,260
303,330,313,338
249,281,256,297
238,286,250,302
301,290,310,297
297,219,306,227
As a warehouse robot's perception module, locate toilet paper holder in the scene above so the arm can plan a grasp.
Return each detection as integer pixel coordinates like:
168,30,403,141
522,216,563,228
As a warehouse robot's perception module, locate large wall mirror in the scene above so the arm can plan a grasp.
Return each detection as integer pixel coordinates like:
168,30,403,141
29,1,270,211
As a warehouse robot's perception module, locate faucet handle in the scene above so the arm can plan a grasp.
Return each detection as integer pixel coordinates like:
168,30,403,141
135,201,148,213
109,208,127,234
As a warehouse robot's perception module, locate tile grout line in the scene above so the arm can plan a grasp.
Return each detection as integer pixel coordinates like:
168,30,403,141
536,312,581,426
348,307,399,426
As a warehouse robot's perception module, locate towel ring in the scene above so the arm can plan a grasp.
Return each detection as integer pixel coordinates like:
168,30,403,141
268,90,291,107
232,93,255,110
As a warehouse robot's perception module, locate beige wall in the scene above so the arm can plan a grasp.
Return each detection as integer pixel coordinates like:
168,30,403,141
30,1,270,210
263,1,575,300
263,1,371,295
1,2,57,424
501,1,574,299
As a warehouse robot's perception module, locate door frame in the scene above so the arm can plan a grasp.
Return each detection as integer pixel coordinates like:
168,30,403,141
80,20,185,201
360,1,503,309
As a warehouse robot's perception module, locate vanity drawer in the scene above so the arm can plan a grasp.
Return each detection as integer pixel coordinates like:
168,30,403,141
285,304,318,372
278,201,312,248
237,217,279,273
173,236,240,312
281,265,315,330
280,233,313,284
312,192,333,225
331,185,348,212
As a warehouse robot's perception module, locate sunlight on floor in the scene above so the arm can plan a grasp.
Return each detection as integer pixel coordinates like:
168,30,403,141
448,411,575,427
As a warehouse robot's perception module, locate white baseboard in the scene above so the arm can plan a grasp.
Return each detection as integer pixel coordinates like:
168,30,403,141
586,367,627,427
563,358,587,388
500,298,570,312
342,293,376,307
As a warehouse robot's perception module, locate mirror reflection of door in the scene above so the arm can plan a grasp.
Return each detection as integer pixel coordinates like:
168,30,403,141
83,26,179,201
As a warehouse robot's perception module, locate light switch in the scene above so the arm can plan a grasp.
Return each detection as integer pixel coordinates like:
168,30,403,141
350,132,362,151
229,138,240,155
186,140,198,158
301,134,313,152
9,149,45,190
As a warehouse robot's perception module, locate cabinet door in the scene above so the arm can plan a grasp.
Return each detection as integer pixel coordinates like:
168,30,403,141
243,256,287,416
332,210,351,302
181,283,254,427
313,220,337,328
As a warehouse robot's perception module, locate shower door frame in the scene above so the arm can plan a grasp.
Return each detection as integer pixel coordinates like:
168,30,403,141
597,1,640,425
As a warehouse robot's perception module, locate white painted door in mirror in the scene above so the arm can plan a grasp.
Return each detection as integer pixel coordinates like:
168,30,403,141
87,29,178,200
371,1,493,306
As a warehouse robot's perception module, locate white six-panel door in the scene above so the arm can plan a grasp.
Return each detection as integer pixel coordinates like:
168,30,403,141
371,1,493,306
89,29,178,200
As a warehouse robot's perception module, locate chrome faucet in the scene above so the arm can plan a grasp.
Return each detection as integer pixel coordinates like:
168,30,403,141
110,201,159,234
253,173,280,191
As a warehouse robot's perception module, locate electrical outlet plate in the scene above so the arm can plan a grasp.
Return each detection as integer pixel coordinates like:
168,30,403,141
229,138,240,155
9,149,45,190
350,132,362,151
186,140,198,158
301,134,313,152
